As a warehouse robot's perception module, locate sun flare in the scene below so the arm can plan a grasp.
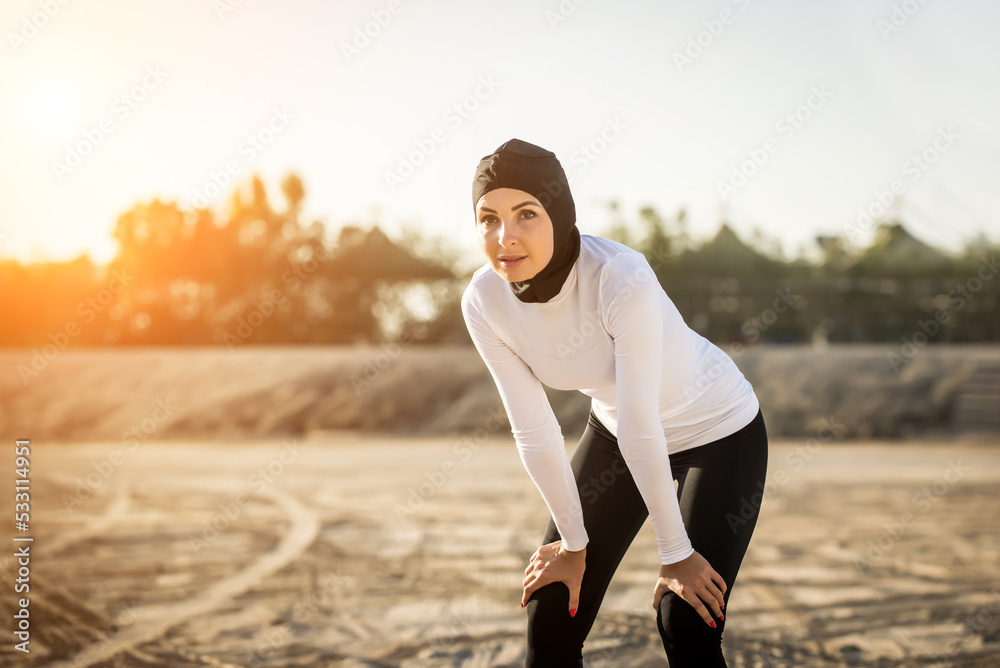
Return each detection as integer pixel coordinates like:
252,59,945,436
24,79,80,138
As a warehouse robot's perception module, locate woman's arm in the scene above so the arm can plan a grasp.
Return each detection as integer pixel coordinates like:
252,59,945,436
461,288,589,553
604,254,728,626
602,255,693,565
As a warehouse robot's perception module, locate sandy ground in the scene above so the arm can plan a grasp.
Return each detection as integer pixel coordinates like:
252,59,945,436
0,435,999,667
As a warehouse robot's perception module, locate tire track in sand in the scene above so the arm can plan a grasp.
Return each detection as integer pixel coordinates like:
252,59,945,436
50,486,319,668
43,481,131,556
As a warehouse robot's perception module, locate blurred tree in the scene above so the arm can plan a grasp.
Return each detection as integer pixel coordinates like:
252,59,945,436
0,172,453,347
1,186,996,348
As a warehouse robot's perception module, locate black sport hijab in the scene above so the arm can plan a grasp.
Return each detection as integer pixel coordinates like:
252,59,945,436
472,138,580,304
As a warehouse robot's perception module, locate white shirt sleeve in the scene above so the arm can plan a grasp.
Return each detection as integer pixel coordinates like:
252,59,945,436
461,289,589,552
602,256,695,565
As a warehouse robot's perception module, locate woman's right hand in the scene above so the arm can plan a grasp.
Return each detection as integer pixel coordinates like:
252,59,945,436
521,540,586,616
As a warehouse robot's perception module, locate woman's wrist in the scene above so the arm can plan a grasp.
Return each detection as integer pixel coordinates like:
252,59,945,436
659,552,693,574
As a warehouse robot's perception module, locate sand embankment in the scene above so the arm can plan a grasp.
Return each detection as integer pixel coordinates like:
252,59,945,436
1,344,998,442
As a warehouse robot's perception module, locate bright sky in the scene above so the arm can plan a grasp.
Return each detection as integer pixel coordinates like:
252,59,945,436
2,0,998,268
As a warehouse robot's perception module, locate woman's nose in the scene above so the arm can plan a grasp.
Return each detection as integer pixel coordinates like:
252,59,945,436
498,222,517,246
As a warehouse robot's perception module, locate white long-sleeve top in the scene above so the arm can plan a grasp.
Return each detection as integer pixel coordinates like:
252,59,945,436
461,234,760,565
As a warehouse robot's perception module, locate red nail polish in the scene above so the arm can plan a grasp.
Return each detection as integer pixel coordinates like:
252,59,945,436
719,613,725,621
569,608,576,618
709,620,717,629
521,602,525,608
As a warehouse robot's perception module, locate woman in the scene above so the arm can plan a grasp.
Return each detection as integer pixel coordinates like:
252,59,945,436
461,138,768,667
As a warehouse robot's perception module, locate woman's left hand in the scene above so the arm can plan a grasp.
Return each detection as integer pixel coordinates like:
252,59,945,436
651,550,726,628
521,540,586,616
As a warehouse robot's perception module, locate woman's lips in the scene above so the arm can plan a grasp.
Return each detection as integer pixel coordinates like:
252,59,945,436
499,256,526,268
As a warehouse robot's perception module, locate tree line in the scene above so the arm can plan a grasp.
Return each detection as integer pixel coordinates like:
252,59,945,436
1,173,996,349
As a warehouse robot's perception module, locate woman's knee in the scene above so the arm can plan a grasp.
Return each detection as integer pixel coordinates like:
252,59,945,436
525,583,584,666
525,583,576,636
656,591,724,661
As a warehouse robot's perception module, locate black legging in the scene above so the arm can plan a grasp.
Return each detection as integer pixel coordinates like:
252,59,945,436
524,408,768,667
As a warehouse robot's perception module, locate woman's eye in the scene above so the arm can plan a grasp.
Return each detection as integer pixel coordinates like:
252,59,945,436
521,209,537,220
480,216,498,225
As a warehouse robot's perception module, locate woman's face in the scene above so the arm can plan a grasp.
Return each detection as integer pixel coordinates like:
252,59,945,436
475,188,554,283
